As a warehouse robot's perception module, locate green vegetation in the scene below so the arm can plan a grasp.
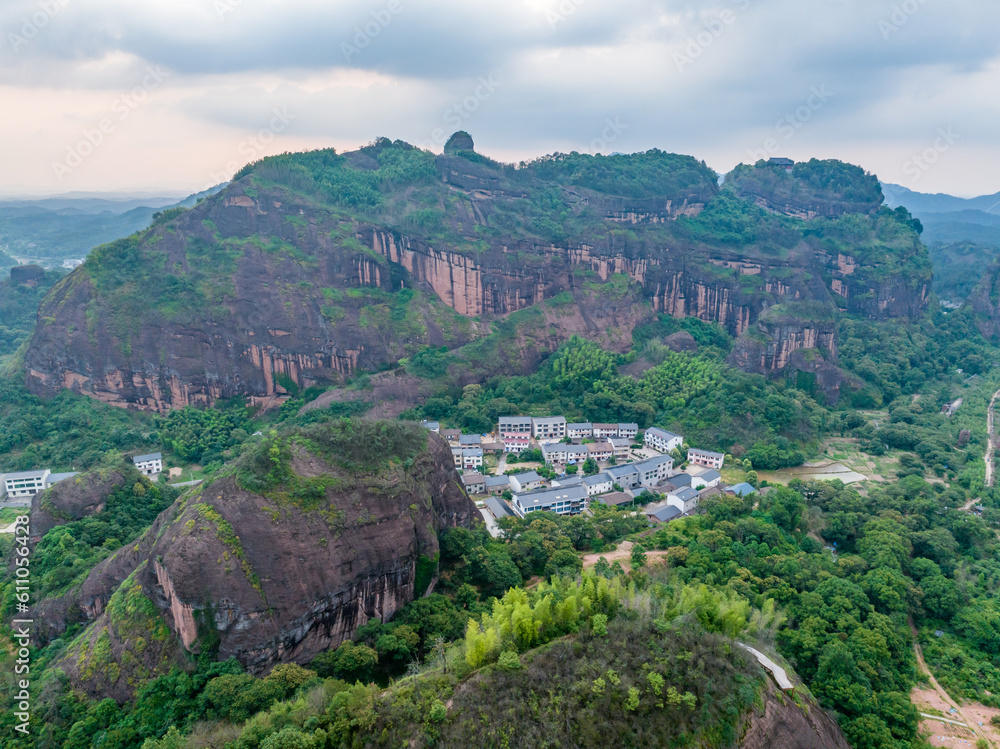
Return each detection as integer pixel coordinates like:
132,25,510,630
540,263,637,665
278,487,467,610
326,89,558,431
0,267,64,359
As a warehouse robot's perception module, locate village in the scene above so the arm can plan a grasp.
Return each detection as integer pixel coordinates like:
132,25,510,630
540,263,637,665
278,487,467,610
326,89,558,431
0,453,163,507
420,417,758,535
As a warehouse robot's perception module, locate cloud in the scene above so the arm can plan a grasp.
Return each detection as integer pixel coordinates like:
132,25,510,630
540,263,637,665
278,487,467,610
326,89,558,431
0,0,998,195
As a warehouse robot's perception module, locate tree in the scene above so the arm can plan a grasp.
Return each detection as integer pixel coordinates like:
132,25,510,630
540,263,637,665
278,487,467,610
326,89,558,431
631,544,647,570
311,641,378,682
582,457,599,475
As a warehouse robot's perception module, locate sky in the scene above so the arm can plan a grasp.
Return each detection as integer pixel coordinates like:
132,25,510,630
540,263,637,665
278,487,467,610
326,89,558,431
1,0,998,198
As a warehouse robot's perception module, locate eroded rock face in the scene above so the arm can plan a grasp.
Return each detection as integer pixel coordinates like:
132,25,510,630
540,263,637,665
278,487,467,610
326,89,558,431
29,465,134,541
35,429,477,691
739,682,851,749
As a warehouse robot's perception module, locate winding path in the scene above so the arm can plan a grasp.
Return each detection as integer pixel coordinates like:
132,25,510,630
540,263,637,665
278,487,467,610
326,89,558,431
910,621,991,746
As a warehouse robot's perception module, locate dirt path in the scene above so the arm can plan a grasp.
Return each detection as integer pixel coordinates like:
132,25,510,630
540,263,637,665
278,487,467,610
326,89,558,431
986,390,1000,488
911,621,993,746
581,540,672,570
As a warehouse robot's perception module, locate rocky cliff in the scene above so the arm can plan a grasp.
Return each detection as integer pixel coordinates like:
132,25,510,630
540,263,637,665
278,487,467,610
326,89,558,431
24,136,931,410
969,260,1000,340
33,421,477,699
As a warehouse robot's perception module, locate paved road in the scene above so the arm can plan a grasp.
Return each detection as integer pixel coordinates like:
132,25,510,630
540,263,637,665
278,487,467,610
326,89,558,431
737,643,793,690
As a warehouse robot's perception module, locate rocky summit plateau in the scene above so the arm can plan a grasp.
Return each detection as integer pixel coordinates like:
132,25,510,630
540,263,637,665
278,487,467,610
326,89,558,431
24,133,929,411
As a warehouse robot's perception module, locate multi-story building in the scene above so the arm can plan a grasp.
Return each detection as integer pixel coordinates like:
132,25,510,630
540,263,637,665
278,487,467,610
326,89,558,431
644,427,684,453
604,464,640,490
511,485,588,517
1,469,77,499
592,423,619,439
498,416,533,438
609,437,631,460
690,469,722,490
582,473,614,496
635,455,674,487
567,422,593,439
688,448,725,470
667,486,700,513
617,423,639,440
503,436,531,453
587,442,614,461
461,472,487,495
532,416,567,440
132,452,163,477
461,448,484,470
510,471,545,493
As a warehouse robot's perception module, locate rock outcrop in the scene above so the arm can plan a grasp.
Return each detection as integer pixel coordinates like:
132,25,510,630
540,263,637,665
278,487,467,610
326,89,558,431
35,422,478,697
23,138,931,410
739,681,851,749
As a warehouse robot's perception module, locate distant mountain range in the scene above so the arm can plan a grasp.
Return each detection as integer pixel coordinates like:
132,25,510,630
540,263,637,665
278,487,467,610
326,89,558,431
881,182,1000,304
0,185,226,269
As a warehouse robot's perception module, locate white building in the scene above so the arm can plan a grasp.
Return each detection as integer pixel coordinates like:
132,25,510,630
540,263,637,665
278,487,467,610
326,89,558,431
510,471,545,493
532,416,567,440
1,469,78,499
461,448,484,470
587,442,614,461
499,416,533,437
635,455,674,487
420,420,440,433
667,486,700,513
3,470,50,498
644,427,683,453
567,422,593,439
582,473,614,496
592,423,619,439
512,485,588,517
617,423,639,440
609,437,631,460
132,452,163,477
690,469,722,490
503,436,532,453
461,472,487,495
688,448,725,470
603,464,640,490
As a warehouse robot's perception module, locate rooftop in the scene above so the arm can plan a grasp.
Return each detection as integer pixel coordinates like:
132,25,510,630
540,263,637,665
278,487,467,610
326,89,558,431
485,475,511,488
670,487,699,502
646,426,682,440
583,473,612,486
4,470,49,481
689,448,724,459
700,469,722,482
133,452,162,463
511,471,542,483
728,482,758,497
485,496,515,518
595,492,634,506
514,485,588,509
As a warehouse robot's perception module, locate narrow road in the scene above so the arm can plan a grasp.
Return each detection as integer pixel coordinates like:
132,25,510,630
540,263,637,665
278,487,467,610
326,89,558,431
910,621,992,746
986,390,1000,488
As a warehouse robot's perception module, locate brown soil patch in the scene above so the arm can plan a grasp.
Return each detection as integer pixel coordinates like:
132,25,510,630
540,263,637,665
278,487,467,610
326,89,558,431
581,540,671,571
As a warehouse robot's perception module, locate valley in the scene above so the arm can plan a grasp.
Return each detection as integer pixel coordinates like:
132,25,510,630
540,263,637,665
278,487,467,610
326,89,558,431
2,140,1000,749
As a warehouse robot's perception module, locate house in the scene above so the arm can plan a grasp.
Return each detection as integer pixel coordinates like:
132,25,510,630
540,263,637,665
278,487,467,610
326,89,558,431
767,157,795,172
609,437,631,460
420,420,440,433
461,472,487,495
503,436,531,453
442,429,462,444
450,447,463,468
481,441,505,455
510,471,544,493
688,448,724,470
566,444,589,463
634,455,674,487
594,491,634,508
485,475,511,494
604,464,640,490
132,452,163,477
646,501,682,524
644,427,683,453
582,473,614,496
532,416,567,440
1,469,77,499
690,469,722,490
542,443,588,464
459,434,482,446
587,442,614,461
567,422,593,439
617,423,639,440
592,423,619,439
726,482,758,498
552,474,584,488
485,495,515,520
511,485,588,517
667,486,700,513
461,448,484,470
499,416,532,438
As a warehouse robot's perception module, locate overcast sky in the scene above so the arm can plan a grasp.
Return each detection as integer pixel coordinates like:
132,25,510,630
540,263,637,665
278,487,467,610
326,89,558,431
1,0,997,197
